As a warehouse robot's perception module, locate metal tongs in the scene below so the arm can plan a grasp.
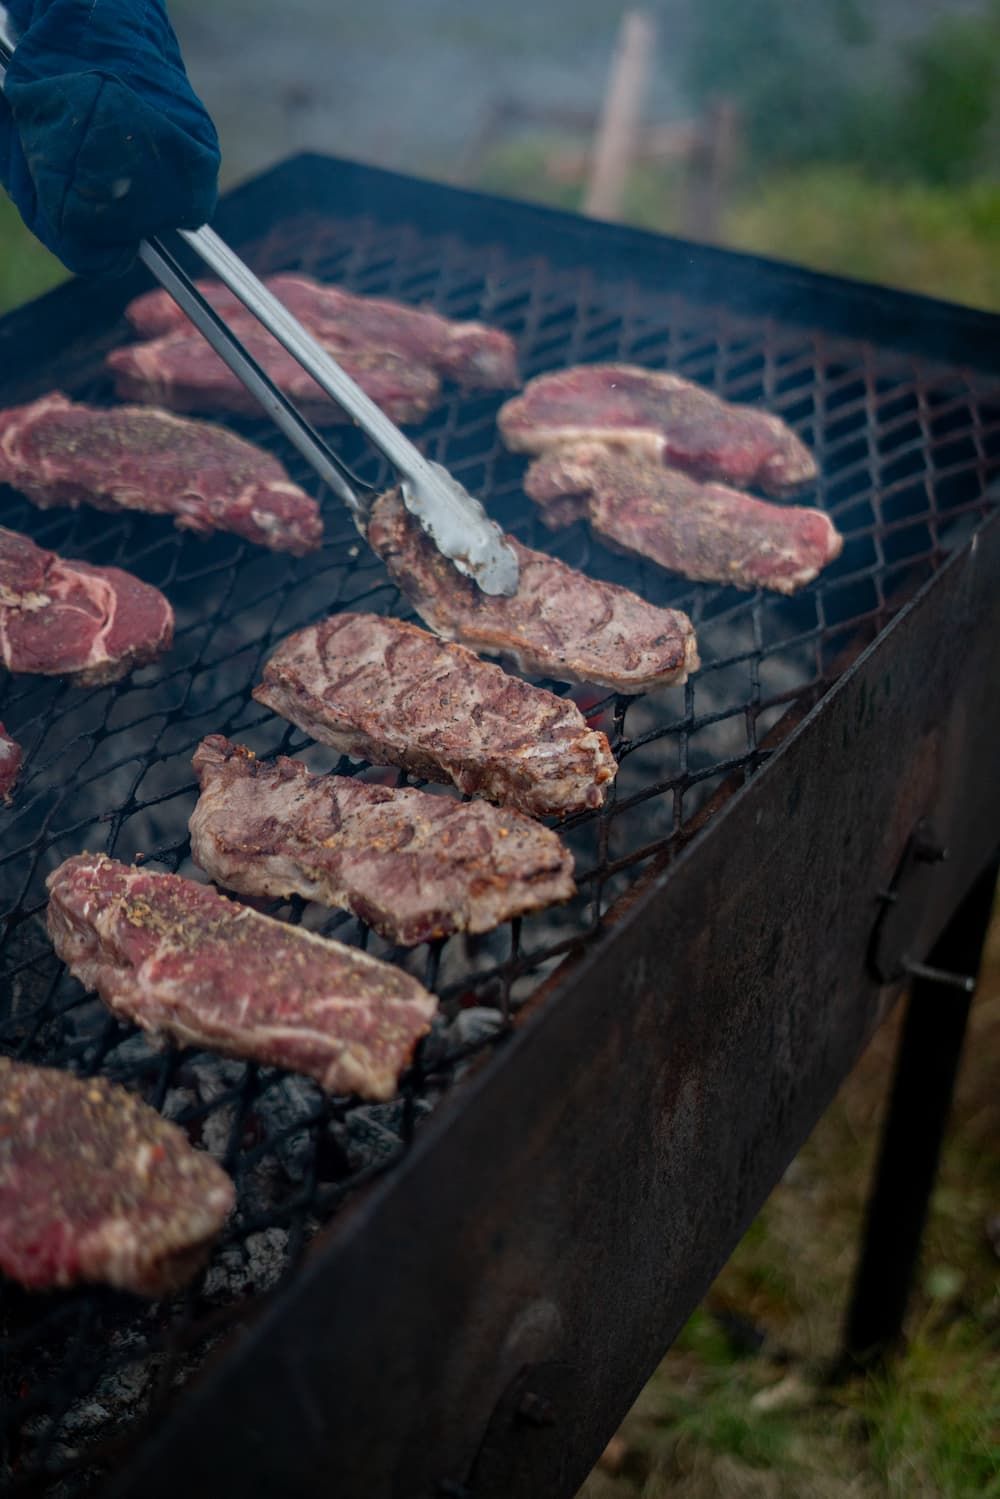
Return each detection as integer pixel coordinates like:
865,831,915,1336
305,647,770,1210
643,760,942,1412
0,9,519,596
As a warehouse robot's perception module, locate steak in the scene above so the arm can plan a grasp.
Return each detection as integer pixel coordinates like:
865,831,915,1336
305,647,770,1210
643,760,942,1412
0,394,322,556
0,526,174,685
366,488,699,693
498,364,817,496
126,273,520,390
107,327,441,426
525,444,843,595
190,735,575,946
0,1055,234,1295
0,722,22,803
252,613,617,819
47,854,438,1102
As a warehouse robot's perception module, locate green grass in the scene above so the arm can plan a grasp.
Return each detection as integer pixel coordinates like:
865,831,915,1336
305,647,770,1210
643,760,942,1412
0,194,67,315
854,1330,1000,1498
727,167,1000,311
586,1322,1000,1498
475,140,1000,313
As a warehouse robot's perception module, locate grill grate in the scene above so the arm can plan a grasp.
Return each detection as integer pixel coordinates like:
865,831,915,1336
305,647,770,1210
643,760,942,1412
1,202,999,1496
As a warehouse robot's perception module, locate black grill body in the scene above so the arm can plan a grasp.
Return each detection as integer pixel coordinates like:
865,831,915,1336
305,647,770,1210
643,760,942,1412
1,154,998,1499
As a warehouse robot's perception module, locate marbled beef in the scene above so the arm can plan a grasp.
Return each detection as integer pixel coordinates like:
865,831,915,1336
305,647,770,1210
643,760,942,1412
499,364,817,496
0,1056,234,1295
0,526,173,685
253,613,617,818
47,854,437,1102
0,722,22,803
126,273,520,391
0,394,322,555
107,326,441,426
525,443,842,594
367,488,699,693
190,735,575,946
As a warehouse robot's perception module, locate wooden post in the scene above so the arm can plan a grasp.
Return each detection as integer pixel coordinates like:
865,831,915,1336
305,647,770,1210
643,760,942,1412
583,10,658,220
547,122,698,186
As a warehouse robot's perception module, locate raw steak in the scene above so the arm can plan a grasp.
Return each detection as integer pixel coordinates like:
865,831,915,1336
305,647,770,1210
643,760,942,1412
107,326,441,426
126,273,520,390
47,854,437,1102
0,722,22,803
190,735,575,945
0,526,174,685
0,394,322,556
499,364,817,495
0,1055,234,1295
367,488,699,693
253,613,617,819
525,444,843,594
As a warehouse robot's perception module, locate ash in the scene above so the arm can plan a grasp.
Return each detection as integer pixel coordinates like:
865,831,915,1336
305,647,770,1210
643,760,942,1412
202,1228,291,1302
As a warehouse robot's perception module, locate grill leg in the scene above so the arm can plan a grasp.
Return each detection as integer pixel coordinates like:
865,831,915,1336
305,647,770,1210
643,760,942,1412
843,855,999,1365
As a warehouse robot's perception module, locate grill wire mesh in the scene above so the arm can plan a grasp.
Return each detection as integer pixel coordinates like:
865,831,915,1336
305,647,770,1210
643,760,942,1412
1,203,999,1497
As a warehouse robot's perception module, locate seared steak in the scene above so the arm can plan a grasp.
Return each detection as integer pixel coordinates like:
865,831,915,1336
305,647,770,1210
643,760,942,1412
0,1055,234,1295
126,273,520,390
367,488,699,693
47,854,437,1102
190,736,575,945
0,394,322,556
0,526,173,685
253,613,616,818
107,327,441,426
499,364,817,496
525,444,843,594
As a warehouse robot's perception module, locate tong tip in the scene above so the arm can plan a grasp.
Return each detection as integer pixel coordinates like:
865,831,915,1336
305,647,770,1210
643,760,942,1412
402,465,520,597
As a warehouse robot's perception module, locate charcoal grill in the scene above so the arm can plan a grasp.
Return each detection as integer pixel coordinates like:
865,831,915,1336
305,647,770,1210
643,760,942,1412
1,154,999,1499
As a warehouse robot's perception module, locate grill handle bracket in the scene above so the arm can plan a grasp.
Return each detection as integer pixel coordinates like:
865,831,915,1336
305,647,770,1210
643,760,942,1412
868,820,974,989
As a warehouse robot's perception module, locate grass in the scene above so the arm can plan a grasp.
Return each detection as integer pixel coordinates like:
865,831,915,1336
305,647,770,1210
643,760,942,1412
579,910,1000,1499
476,139,1000,313
0,194,66,314
855,1330,1000,1498
728,168,1000,312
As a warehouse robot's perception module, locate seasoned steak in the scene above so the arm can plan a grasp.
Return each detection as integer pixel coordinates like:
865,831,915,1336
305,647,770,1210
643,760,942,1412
0,722,22,803
0,1055,234,1296
253,613,616,818
47,854,437,1102
0,526,174,685
107,326,441,426
367,488,699,694
0,394,322,556
525,444,843,595
126,273,520,390
499,364,817,496
190,736,575,945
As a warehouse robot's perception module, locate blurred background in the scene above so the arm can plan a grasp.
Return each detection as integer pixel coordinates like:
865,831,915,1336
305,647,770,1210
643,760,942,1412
2,3,998,1494
2,0,999,316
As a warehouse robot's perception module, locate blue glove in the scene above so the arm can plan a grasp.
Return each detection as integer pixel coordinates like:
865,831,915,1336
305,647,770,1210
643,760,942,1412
0,0,220,275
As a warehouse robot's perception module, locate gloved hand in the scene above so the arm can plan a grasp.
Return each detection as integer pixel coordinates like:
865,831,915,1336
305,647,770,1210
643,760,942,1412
0,0,220,275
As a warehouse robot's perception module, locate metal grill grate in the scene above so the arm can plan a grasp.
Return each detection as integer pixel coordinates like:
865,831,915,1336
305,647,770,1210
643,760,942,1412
1,198,999,1496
